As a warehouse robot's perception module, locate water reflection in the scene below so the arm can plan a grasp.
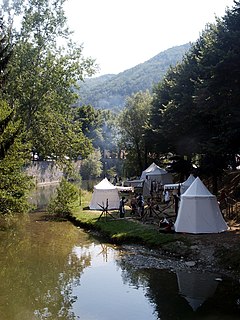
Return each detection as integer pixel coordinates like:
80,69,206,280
1,184,240,319
116,262,240,320
177,271,219,311
1,211,240,320
29,183,59,209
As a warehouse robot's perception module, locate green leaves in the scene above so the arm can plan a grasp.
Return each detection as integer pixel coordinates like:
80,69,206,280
118,90,153,175
0,101,33,214
3,0,97,163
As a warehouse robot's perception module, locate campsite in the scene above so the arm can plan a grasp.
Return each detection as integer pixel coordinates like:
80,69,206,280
72,163,240,280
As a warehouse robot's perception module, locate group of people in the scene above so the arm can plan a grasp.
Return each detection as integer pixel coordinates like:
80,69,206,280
119,193,145,218
119,193,175,233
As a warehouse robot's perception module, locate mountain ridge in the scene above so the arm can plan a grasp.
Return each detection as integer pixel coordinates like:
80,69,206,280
76,43,192,110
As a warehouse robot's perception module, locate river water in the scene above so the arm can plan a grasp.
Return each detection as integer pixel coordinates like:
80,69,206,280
0,184,240,320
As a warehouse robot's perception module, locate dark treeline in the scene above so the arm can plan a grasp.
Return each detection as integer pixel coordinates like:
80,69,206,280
143,0,240,193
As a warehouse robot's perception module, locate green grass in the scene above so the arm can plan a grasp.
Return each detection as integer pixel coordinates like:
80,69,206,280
72,190,186,248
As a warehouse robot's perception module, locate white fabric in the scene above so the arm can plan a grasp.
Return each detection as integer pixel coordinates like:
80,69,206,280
164,183,180,191
140,162,158,180
164,174,195,192
175,177,228,234
180,174,196,194
140,162,173,185
116,186,133,192
89,178,120,210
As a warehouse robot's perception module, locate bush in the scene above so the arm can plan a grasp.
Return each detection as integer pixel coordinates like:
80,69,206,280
47,178,80,217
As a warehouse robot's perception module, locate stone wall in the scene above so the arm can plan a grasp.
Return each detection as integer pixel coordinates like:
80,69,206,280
25,161,64,185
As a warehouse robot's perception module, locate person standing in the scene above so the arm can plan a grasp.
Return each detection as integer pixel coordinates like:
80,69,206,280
130,194,137,215
137,193,144,217
119,196,126,218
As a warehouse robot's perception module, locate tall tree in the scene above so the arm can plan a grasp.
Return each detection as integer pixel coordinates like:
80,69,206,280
118,90,152,176
149,1,240,192
0,100,33,214
2,0,96,162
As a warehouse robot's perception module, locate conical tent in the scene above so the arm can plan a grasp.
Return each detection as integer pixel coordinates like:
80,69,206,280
140,162,158,180
89,178,120,210
180,174,196,194
174,177,228,234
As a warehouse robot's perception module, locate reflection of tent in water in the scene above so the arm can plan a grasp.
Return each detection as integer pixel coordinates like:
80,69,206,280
177,271,219,311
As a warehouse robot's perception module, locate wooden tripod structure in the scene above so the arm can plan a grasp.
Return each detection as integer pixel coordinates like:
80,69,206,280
97,199,116,221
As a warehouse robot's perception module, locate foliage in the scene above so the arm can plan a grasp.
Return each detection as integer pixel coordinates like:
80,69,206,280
0,101,33,214
76,43,191,109
0,16,33,215
47,178,80,217
73,105,120,158
148,1,240,191
118,90,153,176
80,149,103,180
2,0,96,163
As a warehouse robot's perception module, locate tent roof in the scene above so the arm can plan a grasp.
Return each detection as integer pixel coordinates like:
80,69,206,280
144,162,158,173
94,178,116,190
182,174,196,187
182,177,214,197
146,166,167,175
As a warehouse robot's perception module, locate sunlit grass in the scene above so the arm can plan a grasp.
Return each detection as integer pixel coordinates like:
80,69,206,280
72,189,182,247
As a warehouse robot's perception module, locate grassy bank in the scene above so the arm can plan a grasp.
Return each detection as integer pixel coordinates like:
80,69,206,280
72,190,188,248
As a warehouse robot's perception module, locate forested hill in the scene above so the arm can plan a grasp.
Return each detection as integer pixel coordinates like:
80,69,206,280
76,43,191,110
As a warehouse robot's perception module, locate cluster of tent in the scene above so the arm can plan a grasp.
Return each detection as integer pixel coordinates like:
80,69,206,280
89,162,228,234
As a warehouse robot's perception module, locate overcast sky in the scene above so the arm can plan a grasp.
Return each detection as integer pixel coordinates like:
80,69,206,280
64,0,235,76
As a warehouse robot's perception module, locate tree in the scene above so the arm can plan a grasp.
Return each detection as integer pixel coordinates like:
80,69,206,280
2,0,96,163
0,101,33,214
149,1,240,192
0,17,32,215
80,149,103,180
118,90,152,176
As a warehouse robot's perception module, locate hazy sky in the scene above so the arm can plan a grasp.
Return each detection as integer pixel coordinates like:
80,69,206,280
64,0,235,76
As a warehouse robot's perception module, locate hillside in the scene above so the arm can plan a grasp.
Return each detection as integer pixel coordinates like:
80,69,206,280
76,43,192,110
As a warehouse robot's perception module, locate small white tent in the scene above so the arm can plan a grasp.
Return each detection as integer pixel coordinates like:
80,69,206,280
140,162,158,180
89,178,120,210
141,162,173,185
174,177,228,234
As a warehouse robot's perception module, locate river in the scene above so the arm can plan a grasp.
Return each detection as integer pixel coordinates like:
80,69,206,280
0,184,240,320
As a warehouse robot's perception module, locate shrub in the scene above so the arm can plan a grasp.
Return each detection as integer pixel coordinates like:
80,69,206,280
47,178,80,217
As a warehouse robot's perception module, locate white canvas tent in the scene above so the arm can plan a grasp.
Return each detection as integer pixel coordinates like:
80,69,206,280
140,162,158,180
174,177,228,234
141,162,173,185
89,178,120,210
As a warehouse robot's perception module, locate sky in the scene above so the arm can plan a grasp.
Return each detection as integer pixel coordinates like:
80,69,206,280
64,0,235,76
